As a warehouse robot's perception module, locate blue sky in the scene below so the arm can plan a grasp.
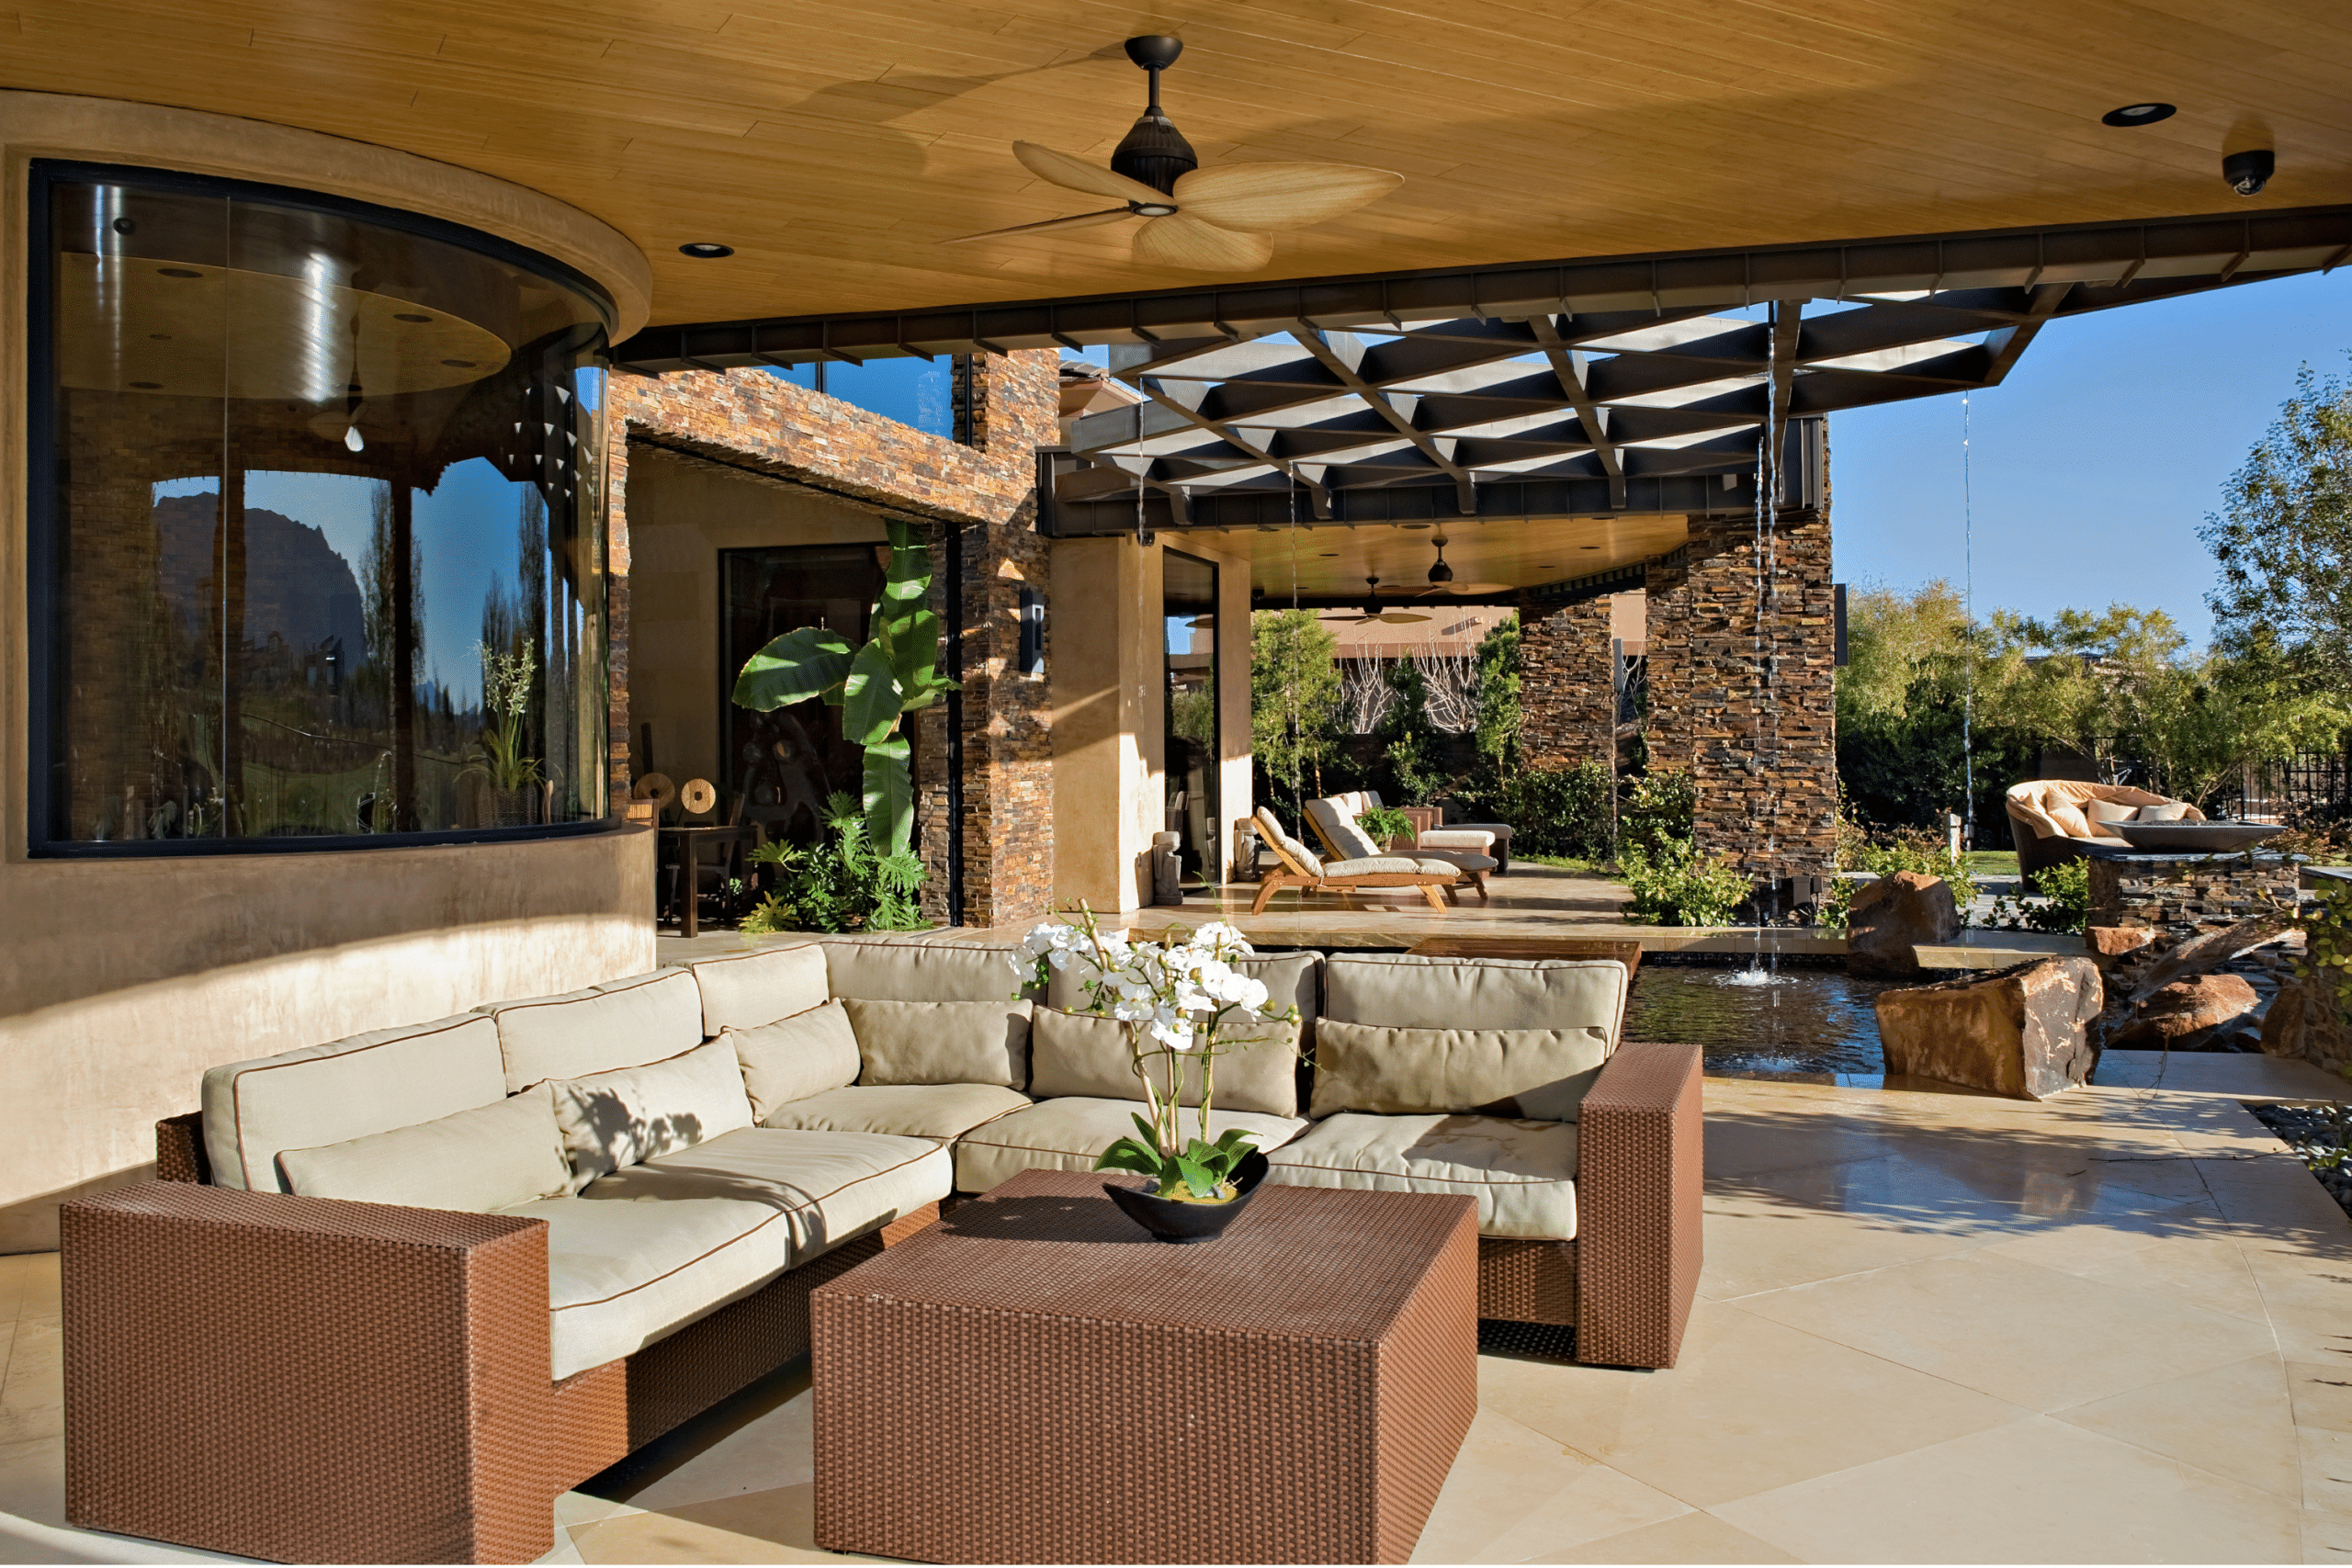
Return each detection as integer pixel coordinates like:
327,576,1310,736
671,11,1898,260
1830,268,2352,649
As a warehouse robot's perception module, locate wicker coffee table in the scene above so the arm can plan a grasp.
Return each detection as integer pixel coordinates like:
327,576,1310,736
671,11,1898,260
810,1168,1479,1564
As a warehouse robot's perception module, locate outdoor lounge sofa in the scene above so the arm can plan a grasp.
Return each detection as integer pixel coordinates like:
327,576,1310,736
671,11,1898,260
62,938,1700,1563
2004,779,2205,881
1358,788,1516,873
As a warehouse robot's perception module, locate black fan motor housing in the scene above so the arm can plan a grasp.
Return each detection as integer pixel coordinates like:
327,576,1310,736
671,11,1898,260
1113,112,1198,195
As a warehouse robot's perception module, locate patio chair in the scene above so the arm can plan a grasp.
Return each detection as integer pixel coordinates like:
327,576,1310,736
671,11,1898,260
1361,788,1514,872
1304,795,1494,897
1250,807,1464,915
2004,779,2204,883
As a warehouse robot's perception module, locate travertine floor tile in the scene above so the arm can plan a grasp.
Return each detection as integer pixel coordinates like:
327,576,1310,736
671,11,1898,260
1477,1300,2028,1509
2289,1360,2352,1433
2068,1234,2273,1322
2304,1427,2352,1515
1737,1249,2278,1411
2052,1352,2301,1498
1524,1508,1804,1563
1714,1416,2304,1563
2302,1506,2352,1563
1408,1407,1689,1563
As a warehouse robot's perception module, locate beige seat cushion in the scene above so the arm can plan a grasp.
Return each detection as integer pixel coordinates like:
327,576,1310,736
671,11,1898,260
2142,801,2196,822
1417,829,1496,853
489,969,707,1094
952,1096,1306,1193
550,1037,754,1190
201,1012,508,1192
2085,800,2140,827
1028,1007,1300,1117
690,943,831,1034
761,1083,1030,1139
1306,797,1384,860
726,1001,862,1122
1255,807,1324,874
1265,1113,1577,1240
1310,1021,1609,1122
824,940,1040,1003
1413,849,1497,874
277,1084,571,1212
842,998,1031,1089
518,1126,952,1380
1323,953,1627,1037
1320,855,1439,877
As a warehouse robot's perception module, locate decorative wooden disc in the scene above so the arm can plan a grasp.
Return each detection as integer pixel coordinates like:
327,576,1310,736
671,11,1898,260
680,777,718,817
633,772,676,813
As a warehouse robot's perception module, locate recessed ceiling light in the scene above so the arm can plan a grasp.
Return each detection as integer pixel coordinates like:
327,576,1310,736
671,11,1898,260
1318,551,1340,558
2101,103,2176,127
1579,545,1601,550
679,242,735,259
157,266,201,278
394,311,432,322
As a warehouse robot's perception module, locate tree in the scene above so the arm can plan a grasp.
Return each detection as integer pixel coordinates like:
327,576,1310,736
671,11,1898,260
1250,609,1340,802
2201,361,2352,677
1472,615,1521,771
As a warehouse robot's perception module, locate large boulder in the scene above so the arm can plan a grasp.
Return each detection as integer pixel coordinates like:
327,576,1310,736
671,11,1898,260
2259,975,2352,1076
1875,956,2103,1100
1846,872,1962,977
2107,973,2260,1050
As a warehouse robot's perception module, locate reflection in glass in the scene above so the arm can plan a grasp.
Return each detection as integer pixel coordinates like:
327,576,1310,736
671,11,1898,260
36,164,610,848
1163,550,1218,885
720,545,888,845
758,357,960,440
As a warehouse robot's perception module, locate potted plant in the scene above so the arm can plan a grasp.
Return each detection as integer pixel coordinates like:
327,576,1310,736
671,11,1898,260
1012,906,1301,1242
476,637,544,825
1358,803,1416,853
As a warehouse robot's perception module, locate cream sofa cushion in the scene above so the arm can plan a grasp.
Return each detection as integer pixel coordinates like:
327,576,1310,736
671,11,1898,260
726,1001,862,1122
1266,1113,1577,1239
1311,1021,1609,1122
1323,953,1626,1037
824,940,1040,1003
1028,1007,1299,1117
550,1037,754,1190
490,968,706,1094
760,1083,1029,1139
2142,801,2196,822
952,1096,1306,1193
842,998,1031,1089
690,943,831,1034
277,1084,571,1212
201,1012,508,1192
2086,799,2140,826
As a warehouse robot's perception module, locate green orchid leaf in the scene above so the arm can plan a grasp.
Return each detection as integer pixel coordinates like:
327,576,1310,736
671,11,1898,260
733,626,855,712
1129,1112,1161,1149
1094,1138,1164,1178
842,641,905,747
862,737,913,858
1172,1155,1221,1201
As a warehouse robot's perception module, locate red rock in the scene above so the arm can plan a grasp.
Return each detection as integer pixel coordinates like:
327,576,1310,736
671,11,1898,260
2259,976,2352,1075
1875,956,2103,1100
1846,871,1962,977
2108,973,2260,1051
2087,926,2157,964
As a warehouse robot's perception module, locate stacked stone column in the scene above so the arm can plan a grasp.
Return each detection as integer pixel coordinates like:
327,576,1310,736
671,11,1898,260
1644,514,1838,881
1516,594,1617,770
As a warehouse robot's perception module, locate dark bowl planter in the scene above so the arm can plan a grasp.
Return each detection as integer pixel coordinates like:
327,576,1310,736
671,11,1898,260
1104,1151,1271,1244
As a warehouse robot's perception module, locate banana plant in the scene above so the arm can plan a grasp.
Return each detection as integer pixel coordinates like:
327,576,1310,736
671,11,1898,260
730,517,956,858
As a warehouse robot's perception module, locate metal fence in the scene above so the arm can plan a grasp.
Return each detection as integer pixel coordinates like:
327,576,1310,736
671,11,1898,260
2217,745,2352,824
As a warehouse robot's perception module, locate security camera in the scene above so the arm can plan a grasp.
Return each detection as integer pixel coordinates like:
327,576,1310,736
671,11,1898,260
2223,149,2275,197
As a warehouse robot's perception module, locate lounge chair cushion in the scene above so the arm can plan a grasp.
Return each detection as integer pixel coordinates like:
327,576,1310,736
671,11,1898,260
510,1126,951,1379
1323,953,1627,1036
759,1083,1030,1139
690,943,831,1034
489,968,707,1094
1413,849,1498,874
1306,798,1384,860
1255,807,1324,874
1027,1007,1301,1116
825,940,1042,1003
277,1082,571,1212
200,1011,508,1192
951,1096,1307,1193
1309,1021,1610,1121
1319,855,1440,877
1417,829,1496,853
726,1000,863,1122
550,1037,755,1190
842,998,1032,1089
1265,1112,1578,1240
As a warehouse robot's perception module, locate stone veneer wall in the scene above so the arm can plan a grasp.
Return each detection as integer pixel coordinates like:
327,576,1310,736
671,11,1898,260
603,352,1062,926
1644,513,1838,881
2087,856,2301,930
1517,594,1615,769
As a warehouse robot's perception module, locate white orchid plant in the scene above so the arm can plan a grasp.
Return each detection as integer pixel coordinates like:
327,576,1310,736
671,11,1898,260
1012,904,1300,1204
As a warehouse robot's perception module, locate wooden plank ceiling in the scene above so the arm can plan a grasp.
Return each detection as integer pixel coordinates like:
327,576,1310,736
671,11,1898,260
7,0,2350,326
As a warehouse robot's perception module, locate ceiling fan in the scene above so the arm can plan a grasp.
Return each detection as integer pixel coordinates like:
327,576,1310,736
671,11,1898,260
944,36,1404,272
1410,534,1511,597
1336,578,1432,626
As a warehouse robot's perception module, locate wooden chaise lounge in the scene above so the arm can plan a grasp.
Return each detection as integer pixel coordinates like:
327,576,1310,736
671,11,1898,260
1250,807,1464,915
1303,795,1495,898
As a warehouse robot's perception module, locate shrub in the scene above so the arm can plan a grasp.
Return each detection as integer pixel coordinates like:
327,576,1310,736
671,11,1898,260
1357,805,1413,845
1501,761,1615,860
1984,857,2090,934
1621,770,1696,856
1619,835,1750,927
741,793,925,935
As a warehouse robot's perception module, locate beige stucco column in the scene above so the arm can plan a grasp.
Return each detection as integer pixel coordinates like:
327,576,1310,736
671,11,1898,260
1049,536,1163,913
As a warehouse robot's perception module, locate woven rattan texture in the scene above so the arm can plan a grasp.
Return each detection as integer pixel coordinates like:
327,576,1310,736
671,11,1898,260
63,1181,554,1563
1575,1043,1704,1369
1477,1317,1578,1362
1476,1237,1577,1325
153,1114,207,1184
811,1172,1476,1563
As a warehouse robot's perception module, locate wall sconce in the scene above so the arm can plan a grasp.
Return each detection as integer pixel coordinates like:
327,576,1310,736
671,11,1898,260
1018,587,1045,678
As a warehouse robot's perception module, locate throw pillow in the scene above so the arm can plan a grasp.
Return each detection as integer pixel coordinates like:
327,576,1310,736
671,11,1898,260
1028,1007,1299,1116
2141,801,2196,822
2086,800,2140,826
2044,802,2094,840
277,1084,571,1212
725,999,863,1122
1310,1020,1611,1122
842,998,1032,1089
549,1037,754,1190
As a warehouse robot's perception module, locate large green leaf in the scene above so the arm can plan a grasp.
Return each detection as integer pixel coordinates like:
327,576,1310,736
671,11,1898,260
841,641,905,747
732,626,854,712
862,736,913,857
881,518,931,615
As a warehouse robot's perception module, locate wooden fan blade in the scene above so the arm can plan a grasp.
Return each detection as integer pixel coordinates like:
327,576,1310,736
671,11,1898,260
1012,142,1166,206
1376,611,1433,624
943,208,1134,243
1132,215,1274,272
1171,163,1404,232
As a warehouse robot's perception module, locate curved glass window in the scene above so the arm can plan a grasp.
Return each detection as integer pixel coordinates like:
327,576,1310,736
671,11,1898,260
30,164,610,852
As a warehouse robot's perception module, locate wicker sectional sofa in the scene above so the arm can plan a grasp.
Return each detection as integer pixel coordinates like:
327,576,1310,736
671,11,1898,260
62,940,1701,1564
